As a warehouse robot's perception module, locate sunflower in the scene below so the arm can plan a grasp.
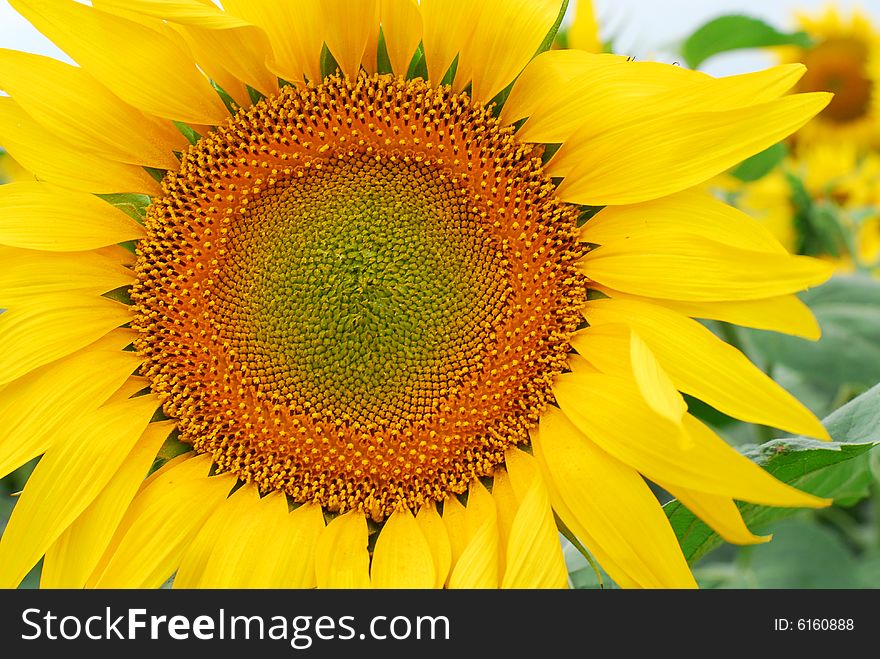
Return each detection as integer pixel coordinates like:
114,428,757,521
780,4,880,150
0,0,835,590
727,142,880,272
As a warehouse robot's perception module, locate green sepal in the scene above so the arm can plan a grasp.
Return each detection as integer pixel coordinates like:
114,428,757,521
406,43,428,81
440,54,459,88
210,80,240,115
534,0,570,58
320,44,341,79
96,193,152,224
102,286,133,305
576,204,603,227
173,121,203,146
144,166,166,184
247,85,266,105
377,29,394,76
149,431,193,476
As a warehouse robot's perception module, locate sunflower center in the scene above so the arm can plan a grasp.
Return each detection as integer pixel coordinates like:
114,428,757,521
133,74,584,520
798,37,872,123
227,155,505,425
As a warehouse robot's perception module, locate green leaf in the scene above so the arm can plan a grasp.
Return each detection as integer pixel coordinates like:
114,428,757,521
681,15,812,69
730,142,787,182
696,518,862,588
665,382,880,564
746,275,880,389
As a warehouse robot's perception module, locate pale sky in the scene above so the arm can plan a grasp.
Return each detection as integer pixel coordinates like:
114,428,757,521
0,0,879,77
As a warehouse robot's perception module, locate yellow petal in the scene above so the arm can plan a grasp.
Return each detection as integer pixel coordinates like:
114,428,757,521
315,512,371,588
0,247,134,306
182,497,326,588
10,0,227,125
371,508,436,588
173,483,262,588
533,406,696,588
41,420,175,588
180,25,277,100
176,487,325,588
101,375,150,406
419,0,481,86
448,481,499,588
274,503,326,588
0,182,144,250
416,503,452,589
579,235,833,302
581,189,787,255
0,49,183,169
0,394,159,588
217,493,322,588
96,0,252,28
566,352,601,374
102,0,280,100
0,97,161,195
552,370,831,507
87,455,235,588
503,51,700,139
581,297,830,438
463,0,561,102
0,294,132,387
629,330,687,426
570,324,686,428
592,285,822,341
500,449,568,588
662,484,771,546
321,0,380,79
533,453,640,589
441,494,468,580
222,0,324,83
380,0,422,76
508,54,806,146
0,336,140,480
491,467,519,578
552,93,831,205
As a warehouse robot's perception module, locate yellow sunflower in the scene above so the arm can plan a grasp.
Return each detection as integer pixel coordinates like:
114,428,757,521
780,4,880,149
728,142,880,272
0,0,835,590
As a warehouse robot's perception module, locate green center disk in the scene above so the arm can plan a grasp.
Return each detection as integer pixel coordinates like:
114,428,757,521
216,154,508,424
